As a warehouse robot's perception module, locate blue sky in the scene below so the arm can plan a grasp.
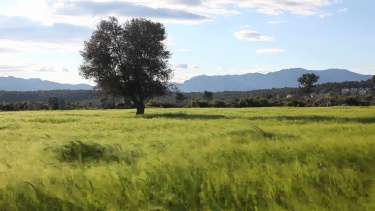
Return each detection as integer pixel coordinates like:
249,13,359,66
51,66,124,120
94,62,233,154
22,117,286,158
0,0,374,85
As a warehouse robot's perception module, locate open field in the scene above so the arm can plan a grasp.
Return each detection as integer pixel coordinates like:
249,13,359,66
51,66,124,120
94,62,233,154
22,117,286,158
0,107,374,210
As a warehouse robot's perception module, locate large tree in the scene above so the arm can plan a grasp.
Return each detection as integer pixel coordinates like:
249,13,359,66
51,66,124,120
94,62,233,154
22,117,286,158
79,17,172,115
297,73,320,96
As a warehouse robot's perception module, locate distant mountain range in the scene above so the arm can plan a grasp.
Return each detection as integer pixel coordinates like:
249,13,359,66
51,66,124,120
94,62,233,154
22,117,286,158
178,68,373,92
0,76,92,91
0,68,372,92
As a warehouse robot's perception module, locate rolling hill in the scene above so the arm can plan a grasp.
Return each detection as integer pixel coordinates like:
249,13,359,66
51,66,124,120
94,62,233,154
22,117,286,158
179,68,373,92
1,68,372,92
0,76,92,91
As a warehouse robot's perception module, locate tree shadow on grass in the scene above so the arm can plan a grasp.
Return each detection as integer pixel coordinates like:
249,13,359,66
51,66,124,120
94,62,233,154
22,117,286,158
1,182,103,211
53,141,142,165
140,113,227,120
247,115,375,124
0,124,19,130
0,125,11,130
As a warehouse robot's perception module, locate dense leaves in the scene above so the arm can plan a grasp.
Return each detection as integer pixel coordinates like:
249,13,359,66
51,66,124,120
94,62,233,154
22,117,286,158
79,17,172,114
298,73,320,95
202,91,213,101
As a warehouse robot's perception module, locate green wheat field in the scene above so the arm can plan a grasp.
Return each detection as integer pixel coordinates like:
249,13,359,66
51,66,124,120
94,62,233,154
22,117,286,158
0,107,374,210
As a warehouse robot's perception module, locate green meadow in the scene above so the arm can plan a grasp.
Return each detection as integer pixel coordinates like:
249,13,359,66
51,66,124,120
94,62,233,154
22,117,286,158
0,107,374,210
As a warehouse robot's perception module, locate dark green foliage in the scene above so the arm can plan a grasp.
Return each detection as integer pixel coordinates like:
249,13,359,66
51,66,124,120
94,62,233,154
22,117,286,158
0,101,98,111
298,73,320,95
1,79,374,110
186,98,200,107
198,100,209,107
54,141,143,165
175,92,186,103
202,91,213,101
285,97,306,107
79,17,172,115
56,141,118,163
48,97,62,110
0,90,99,103
211,100,226,108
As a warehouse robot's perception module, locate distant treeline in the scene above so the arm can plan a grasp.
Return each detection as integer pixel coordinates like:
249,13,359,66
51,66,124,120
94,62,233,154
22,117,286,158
0,90,100,103
1,79,374,111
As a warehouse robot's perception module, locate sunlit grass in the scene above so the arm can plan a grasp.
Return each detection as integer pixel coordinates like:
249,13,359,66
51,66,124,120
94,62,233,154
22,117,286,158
0,107,374,210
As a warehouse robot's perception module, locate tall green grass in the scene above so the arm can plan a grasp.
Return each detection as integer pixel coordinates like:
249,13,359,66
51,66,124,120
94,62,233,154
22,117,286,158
0,107,374,210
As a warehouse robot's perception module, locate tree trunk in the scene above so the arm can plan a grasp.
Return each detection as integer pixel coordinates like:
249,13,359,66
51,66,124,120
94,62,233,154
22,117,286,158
136,103,145,115
129,94,145,115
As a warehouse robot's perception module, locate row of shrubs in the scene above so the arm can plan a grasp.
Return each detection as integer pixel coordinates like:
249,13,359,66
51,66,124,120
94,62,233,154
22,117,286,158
1,95,374,111
147,95,375,108
0,101,98,111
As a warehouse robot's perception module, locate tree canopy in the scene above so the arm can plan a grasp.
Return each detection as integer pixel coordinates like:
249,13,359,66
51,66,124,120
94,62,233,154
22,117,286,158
79,17,172,114
203,91,213,101
298,73,320,96
175,92,186,103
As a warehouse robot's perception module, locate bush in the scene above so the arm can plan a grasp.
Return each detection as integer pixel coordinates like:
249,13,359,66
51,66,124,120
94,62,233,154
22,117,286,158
212,100,226,108
198,101,209,108
187,99,199,108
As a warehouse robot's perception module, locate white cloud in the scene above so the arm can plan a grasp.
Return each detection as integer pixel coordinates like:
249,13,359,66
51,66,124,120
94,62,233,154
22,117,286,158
170,0,202,6
193,5,241,16
171,72,203,83
53,1,210,22
349,68,375,75
172,64,199,69
0,15,92,43
35,67,56,72
234,30,275,42
1,0,339,29
0,61,74,74
0,47,21,54
237,0,335,17
1,0,214,27
292,10,317,16
243,65,271,74
256,48,286,54
339,8,348,12
267,20,285,24
217,65,271,75
189,65,199,69
257,8,284,16
0,64,30,72
239,24,250,28
3,0,52,23
164,35,176,46
173,64,188,69
1,0,338,30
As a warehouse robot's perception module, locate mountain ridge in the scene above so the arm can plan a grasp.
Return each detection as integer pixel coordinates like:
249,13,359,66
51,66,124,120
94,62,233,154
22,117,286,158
0,68,372,92
0,76,92,91
179,68,373,92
